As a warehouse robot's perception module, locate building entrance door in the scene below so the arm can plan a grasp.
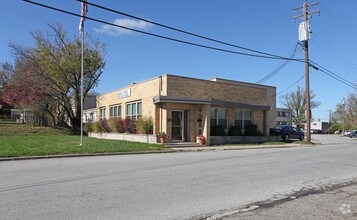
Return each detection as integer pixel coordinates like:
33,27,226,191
171,111,184,141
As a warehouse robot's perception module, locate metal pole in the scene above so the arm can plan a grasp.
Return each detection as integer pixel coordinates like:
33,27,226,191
342,99,345,135
80,26,84,146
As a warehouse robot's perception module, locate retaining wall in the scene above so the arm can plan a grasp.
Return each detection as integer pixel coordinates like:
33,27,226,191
88,132,158,144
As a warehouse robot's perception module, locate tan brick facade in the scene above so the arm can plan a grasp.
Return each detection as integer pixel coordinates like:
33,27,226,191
96,74,276,145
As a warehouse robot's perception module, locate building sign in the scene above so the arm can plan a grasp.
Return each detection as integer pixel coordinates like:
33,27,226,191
118,89,131,99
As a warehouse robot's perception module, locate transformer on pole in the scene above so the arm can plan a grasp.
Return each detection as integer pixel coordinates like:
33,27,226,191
293,1,320,143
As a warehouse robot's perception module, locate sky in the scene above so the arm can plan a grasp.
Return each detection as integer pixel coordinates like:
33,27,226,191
1,0,357,122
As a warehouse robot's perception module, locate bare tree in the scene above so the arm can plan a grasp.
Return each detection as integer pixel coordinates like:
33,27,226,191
280,86,320,129
332,93,357,129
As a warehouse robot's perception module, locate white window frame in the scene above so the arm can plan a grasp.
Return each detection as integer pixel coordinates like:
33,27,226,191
99,107,106,120
109,105,121,118
126,101,142,120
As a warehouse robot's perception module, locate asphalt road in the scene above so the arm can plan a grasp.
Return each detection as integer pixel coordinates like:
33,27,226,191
226,181,357,219
0,135,356,220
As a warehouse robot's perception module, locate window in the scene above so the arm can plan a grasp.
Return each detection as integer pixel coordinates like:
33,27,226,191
277,111,290,117
244,111,252,129
235,110,252,131
235,110,243,128
99,107,106,120
126,101,142,120
210,108,227,129
109,105,121,118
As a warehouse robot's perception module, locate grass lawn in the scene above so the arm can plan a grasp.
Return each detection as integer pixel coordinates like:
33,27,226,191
0,124,165,158
0,123,73,136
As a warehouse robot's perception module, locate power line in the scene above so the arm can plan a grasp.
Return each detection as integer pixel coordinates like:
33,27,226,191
23,0,305,62
256,42,303,84
206,0,294,31
77,0,299,60
320,4,357,40
275,74,305,97
318,69,357,90
309,61,357,90
311,36,357,74
310,61,357,88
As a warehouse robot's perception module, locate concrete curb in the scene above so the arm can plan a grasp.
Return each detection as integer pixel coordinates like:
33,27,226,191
171,144,315,152
0,150,175,162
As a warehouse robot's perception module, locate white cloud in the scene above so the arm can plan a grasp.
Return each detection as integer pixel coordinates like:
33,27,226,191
94,18,153,36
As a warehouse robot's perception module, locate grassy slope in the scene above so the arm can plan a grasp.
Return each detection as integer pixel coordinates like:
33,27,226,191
0,124,164,158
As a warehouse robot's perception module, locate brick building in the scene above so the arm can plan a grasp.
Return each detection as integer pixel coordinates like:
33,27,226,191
276,108,293,126
96,74,276,145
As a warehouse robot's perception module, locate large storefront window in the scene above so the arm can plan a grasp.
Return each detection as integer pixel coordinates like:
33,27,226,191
235,109,252,130
126,101,142,120
99,107,106,120
109,105,121,118
210,108,227,129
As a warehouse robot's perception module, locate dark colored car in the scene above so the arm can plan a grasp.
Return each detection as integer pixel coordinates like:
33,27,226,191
270,125,304,142
349,130,357,138
311,129,323,134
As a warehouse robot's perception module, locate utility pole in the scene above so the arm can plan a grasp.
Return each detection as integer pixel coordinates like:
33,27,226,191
329,109,331,134
293,1,320,143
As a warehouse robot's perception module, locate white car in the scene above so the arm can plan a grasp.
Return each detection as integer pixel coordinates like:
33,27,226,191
344,131,351,136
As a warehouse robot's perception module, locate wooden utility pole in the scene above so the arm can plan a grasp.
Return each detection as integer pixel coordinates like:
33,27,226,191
293,1,319,143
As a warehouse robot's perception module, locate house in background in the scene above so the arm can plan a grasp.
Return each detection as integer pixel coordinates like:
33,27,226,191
276,108,292,126
82,95,97,123
67,94,97,125
83,107,96,123
96,74,277,145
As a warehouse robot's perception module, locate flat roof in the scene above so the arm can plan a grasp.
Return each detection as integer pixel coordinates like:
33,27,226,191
209,77,276,89
99,73,275,96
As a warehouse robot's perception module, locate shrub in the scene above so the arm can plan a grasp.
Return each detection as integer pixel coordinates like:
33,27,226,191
108,118,119,133
330,123,343,134
244,124,262,136
117,118,125,133
101,119,111,132
93,121,103,132
157,132,168,139
210,125,226,136
84,122,93,133
124,118,135,133
228,126,242,136
135,116,153,134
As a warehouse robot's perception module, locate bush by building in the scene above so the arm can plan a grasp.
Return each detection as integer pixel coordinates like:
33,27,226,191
244,124,262,136
228,126,242,136
135,116,153,134
211,125,226,136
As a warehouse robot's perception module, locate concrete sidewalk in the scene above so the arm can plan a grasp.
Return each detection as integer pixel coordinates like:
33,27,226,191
223,181,357,220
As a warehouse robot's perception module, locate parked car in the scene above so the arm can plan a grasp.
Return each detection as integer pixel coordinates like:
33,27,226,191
349,130,357,138
311,129,322,134
344,130,351,136
270,125,304,142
